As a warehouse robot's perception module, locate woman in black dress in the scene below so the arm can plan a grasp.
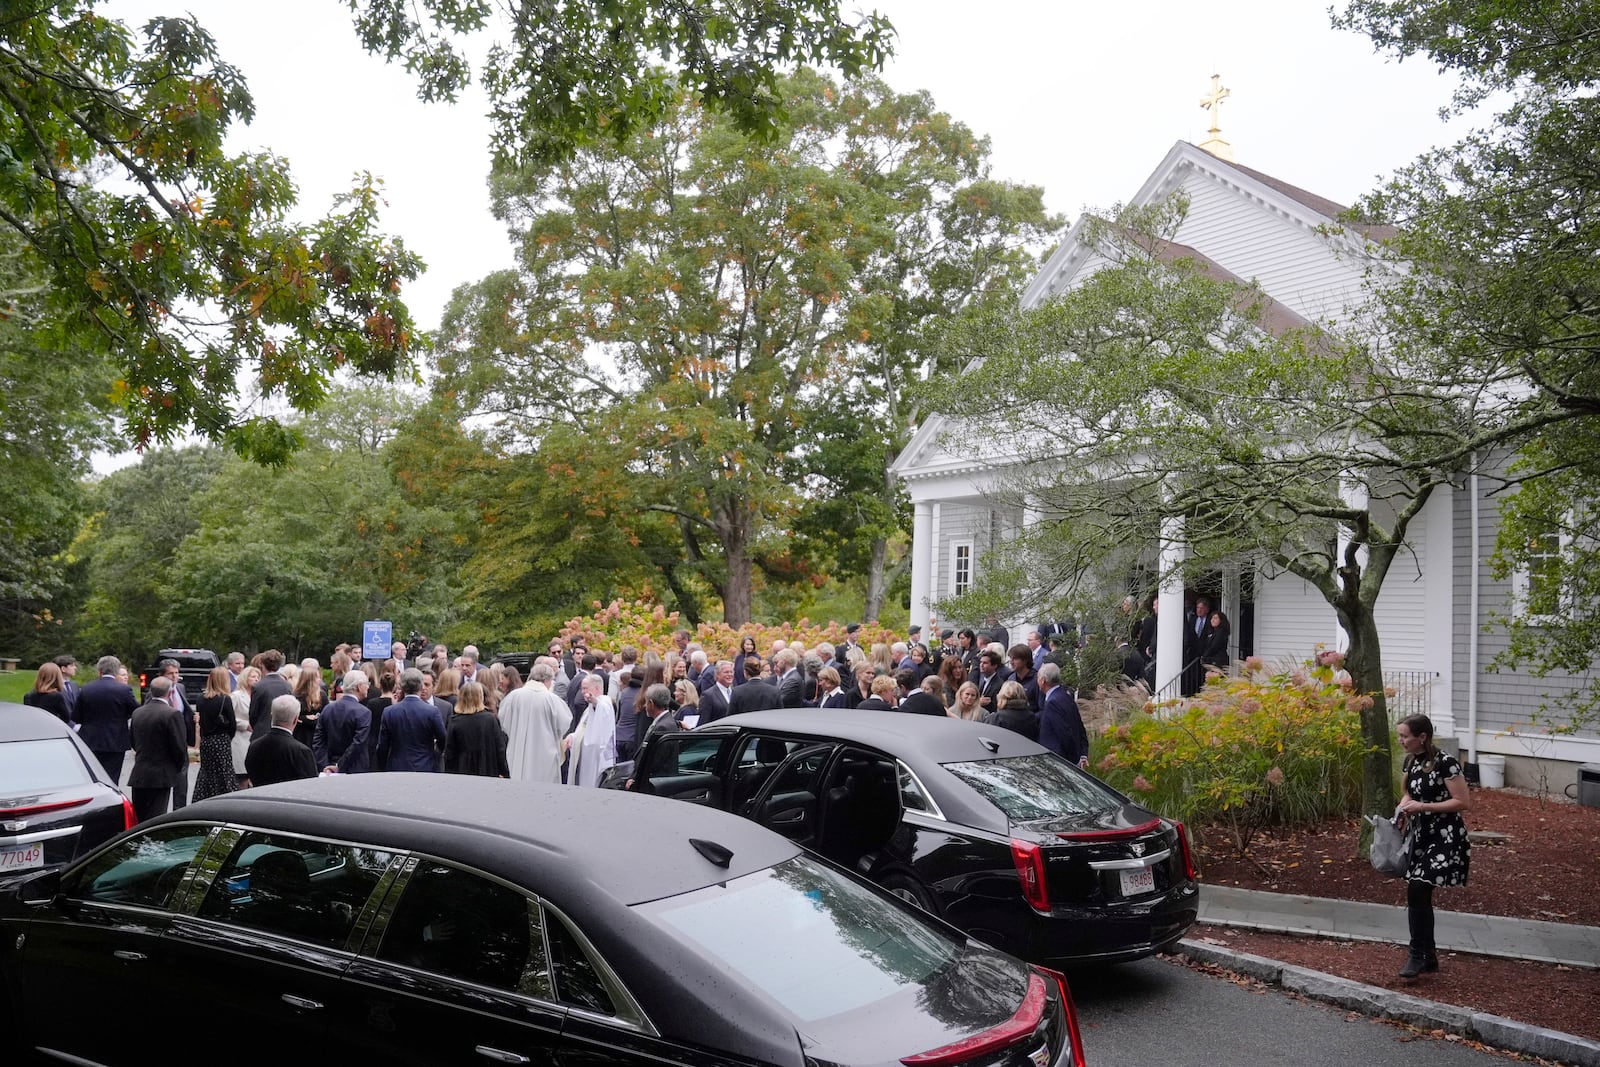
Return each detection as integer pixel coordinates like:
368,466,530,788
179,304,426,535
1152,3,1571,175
1396,713,1471,977
192,666,239,801
443,682,509,777
23,662,71,723
732,636,758,686
1201,610,1231,673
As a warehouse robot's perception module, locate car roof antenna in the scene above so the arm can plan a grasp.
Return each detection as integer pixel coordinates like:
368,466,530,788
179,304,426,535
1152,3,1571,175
689,838,733,868
977,736,1001,753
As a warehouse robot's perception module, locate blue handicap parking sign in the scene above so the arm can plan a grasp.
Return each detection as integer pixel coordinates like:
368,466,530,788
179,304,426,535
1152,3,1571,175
363,621,394,660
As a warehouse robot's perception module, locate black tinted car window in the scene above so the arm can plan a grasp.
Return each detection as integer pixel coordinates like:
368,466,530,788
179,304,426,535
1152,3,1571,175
378,862,551,998
641,854,966,1023
644,734,725,780
198,832,394,949
64,825,211,909
0,739,93,793
545,913,615,1015
943,754,1122,822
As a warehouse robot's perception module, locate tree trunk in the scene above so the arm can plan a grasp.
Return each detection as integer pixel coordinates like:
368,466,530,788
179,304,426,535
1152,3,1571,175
1339,601,1396,855
723,541,753,626
863,536,888,621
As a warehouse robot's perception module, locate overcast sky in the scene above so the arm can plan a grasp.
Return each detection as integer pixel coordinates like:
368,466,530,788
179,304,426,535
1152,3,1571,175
109,0,1468,333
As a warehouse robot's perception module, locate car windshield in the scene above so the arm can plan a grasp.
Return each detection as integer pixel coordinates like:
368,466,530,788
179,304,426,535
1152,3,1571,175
0,739,92,794
943,753,1122,823
638,854,963,1023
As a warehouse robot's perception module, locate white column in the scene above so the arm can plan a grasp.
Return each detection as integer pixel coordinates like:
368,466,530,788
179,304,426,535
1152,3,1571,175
910,502,933,629
1222,567,1242,664
1155,514,1186,698
1422,484,1454,738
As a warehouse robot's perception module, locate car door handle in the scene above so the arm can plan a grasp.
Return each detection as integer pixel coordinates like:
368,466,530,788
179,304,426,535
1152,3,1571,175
476,1047,531,1064
281,994,323,1011
112,950,146,961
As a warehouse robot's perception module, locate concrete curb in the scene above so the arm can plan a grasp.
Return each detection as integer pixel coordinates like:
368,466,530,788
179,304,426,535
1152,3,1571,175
1176,939,1600,1067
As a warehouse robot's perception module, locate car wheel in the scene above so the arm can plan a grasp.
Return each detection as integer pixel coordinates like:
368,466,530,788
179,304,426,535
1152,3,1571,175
880,872,937,914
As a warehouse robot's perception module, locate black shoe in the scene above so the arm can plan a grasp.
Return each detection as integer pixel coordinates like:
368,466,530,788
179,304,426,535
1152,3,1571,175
1422,954,1439,973
1399,953,1427,979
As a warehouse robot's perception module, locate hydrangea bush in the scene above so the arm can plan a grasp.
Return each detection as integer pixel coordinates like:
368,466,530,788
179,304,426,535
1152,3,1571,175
559,599,903,662
1090,654,1371,856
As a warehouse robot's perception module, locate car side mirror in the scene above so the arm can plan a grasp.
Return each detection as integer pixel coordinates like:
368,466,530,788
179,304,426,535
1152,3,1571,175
16,868,62,906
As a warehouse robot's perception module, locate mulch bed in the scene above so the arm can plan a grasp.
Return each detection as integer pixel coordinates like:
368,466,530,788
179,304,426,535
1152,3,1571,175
1185,928,1600,1045
1194,786,1600,926
1182,787,1600,1045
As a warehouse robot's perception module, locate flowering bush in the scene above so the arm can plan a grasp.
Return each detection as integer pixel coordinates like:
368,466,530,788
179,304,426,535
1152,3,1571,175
1089,656,1369,856
558,599,902,662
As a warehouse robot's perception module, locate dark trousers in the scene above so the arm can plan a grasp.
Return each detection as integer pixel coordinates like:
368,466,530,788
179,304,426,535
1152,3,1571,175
94,750,125,784
1406,879,1435,957
130,787,170,825
170,763,188,812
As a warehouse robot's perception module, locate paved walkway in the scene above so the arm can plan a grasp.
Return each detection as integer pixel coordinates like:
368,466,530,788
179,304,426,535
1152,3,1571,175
1199,884,1600,970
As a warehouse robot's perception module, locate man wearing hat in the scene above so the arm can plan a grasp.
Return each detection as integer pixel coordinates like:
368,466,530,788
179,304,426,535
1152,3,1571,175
841,623,863,660
931,628,958,672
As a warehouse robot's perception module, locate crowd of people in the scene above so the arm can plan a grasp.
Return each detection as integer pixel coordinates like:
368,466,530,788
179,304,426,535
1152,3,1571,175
22,616,1101,825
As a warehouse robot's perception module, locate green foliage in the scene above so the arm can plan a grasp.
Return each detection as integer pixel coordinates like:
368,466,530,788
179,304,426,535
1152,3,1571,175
347,0,895,167
0,3,423,461
439,70,1054,624
1336,0,1600,732
75,445,225,666
1091,657,1369,856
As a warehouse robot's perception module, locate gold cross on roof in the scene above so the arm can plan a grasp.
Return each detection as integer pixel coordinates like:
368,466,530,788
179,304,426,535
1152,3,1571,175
1199,74,1230,135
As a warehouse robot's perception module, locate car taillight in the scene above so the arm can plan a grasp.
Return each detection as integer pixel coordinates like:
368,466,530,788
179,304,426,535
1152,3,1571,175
139,672,149,689
1035,965,1088,1067
1055,816,1162,840
122,795,136,831
0,797,92,818
901,971,1048,1066
1010,838,1050,913
1174,820,1199,881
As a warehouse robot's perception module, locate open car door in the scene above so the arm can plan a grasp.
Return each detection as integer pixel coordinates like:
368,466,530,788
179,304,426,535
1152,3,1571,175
630,731,733,806
744,743,838,847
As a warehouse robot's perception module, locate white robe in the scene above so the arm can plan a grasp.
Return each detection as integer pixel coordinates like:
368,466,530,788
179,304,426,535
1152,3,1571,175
570,695,617,788
499,683,573,784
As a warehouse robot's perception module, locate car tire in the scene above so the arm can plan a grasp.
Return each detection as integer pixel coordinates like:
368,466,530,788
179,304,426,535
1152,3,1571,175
880,872,938,915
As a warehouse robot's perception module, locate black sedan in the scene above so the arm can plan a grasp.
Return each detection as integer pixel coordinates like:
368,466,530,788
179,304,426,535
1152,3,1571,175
625,709,1199,966
0,704,131,883
0,774,1086,1067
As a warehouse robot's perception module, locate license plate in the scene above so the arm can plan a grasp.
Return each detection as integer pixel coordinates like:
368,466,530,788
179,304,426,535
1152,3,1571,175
0,843,44,872
1119,866,1156,896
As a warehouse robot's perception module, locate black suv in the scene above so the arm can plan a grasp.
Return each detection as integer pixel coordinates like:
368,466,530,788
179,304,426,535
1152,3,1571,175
138,648,220,708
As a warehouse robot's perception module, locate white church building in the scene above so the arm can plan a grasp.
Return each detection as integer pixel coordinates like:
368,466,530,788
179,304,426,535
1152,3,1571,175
890,137,1600,788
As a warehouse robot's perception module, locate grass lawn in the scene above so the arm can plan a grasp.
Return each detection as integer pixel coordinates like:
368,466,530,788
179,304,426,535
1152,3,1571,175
0,669,38,703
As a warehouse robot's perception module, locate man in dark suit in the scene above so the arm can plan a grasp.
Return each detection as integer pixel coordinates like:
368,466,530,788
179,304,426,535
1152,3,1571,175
75,655,139,783
697,660,735,724
247,695,319,786
249,650,291,734
1182,597,1213,696
773,649,805,708
983,614,1010,651
376,668,448,772
156,659,195,812
973,649,1006,715
55,655,81,718
128,677,187,823
727,658,782,717
1037,664,1089,767
314,670,372,773
898,674,948,717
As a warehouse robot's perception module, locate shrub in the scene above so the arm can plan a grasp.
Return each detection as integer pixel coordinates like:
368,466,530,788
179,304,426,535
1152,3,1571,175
557,599,903,661
1089,656,1369,856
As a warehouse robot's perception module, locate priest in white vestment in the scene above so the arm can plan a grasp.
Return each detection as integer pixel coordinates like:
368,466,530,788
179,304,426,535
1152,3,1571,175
567,673,616,787
499,661,573,784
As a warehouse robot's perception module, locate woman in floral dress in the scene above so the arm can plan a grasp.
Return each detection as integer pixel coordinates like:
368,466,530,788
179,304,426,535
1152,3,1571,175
1396,713,1471,978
